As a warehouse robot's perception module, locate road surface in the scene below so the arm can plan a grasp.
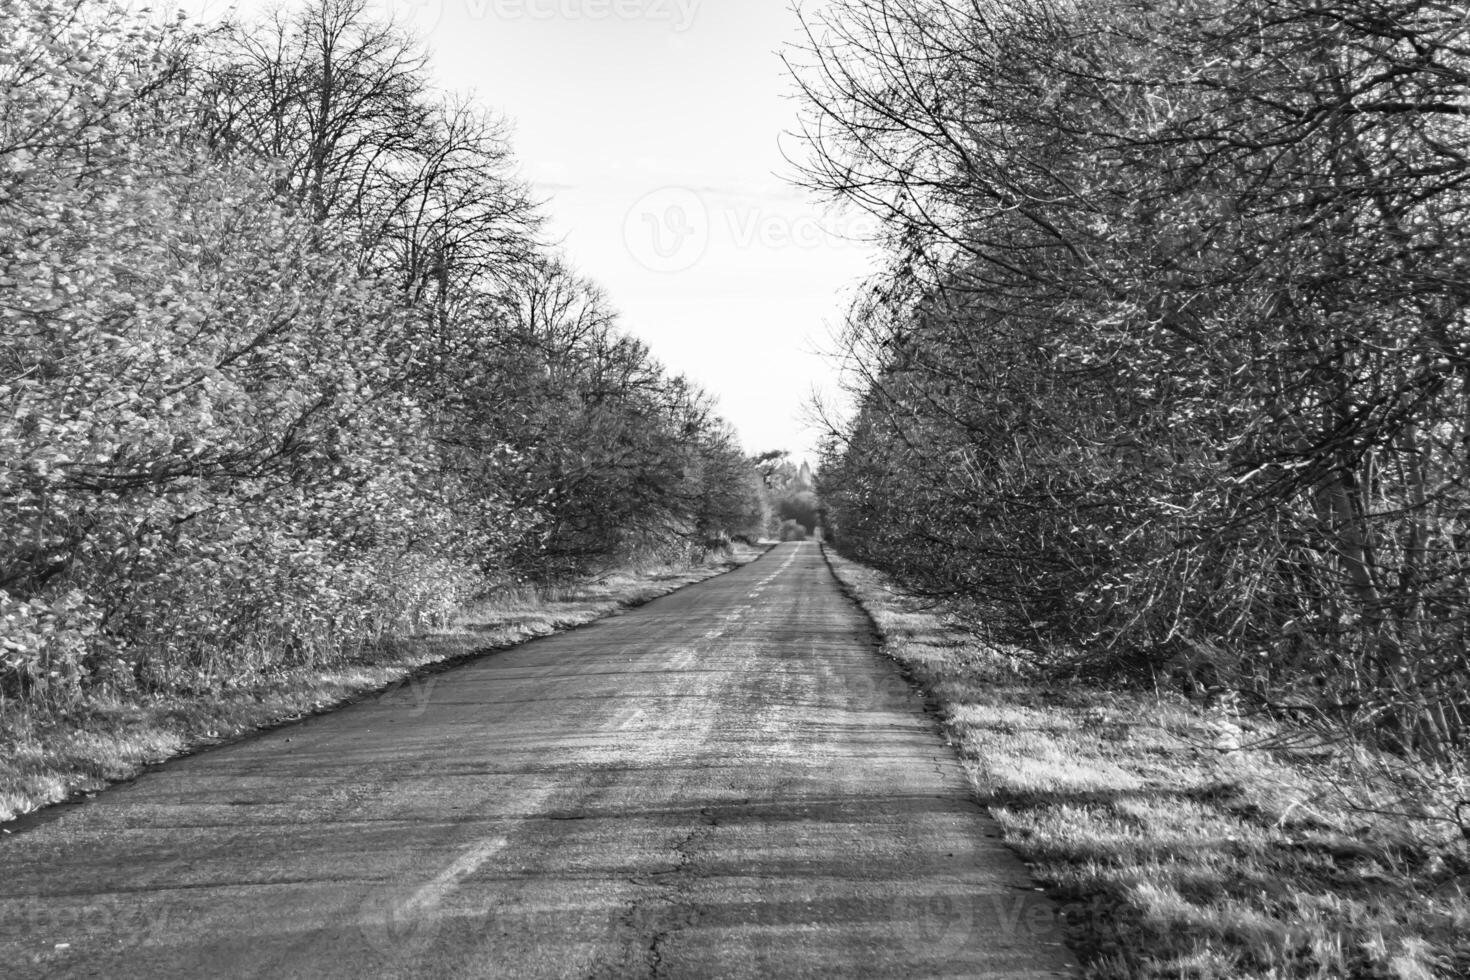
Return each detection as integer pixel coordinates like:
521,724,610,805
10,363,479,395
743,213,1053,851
0,542,1078,978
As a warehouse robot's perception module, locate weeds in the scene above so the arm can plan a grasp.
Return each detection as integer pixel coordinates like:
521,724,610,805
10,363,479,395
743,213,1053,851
825,547,1470,980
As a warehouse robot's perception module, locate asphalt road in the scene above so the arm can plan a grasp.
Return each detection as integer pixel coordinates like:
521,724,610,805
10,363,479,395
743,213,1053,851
0,542,1079,979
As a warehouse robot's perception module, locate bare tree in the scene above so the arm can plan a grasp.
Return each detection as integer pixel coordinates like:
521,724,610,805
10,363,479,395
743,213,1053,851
801,0,1470,760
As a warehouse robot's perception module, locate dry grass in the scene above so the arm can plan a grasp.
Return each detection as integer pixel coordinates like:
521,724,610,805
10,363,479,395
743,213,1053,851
0,549,764,828
824,547,1470,980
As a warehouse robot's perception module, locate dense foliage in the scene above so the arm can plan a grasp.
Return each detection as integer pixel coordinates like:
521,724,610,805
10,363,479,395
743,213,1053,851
753,453,820,540
0,0,763,715
798,0,1470,763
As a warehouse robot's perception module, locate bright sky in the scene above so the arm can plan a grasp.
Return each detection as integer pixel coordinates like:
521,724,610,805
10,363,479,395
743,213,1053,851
182,0,881,459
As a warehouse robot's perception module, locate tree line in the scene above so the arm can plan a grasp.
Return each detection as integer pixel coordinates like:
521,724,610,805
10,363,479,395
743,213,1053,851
798,0,1470,765
0,0,764,714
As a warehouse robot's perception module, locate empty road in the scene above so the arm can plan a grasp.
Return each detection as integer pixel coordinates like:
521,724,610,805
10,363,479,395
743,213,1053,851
0,542,1078,978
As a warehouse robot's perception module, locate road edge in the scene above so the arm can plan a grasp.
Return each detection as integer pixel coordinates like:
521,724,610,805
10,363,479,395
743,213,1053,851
1,547,776,836
819,541,1084,976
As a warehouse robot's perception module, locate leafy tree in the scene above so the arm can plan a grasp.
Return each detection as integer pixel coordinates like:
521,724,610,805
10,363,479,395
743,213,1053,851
1,0,765,717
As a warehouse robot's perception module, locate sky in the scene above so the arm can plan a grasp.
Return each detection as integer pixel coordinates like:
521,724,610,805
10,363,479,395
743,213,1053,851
182,0,882,460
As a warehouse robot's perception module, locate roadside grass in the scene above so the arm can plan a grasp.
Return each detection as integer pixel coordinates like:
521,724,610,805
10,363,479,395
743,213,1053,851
824,547,1470,980
0,548,764,827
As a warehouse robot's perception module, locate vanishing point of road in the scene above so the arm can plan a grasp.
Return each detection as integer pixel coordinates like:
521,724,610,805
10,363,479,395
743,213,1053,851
1,542,1079,978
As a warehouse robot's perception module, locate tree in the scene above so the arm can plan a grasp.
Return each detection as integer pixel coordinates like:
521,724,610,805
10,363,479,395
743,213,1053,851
799,0,1470,758
1,0,762,719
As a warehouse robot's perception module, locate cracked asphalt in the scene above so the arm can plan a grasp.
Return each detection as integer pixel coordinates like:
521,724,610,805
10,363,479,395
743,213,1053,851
0,542,1080,978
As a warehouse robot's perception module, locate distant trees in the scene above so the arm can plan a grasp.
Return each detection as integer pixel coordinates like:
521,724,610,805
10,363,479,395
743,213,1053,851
478,258,766,576
754,453,819,539
799,0,1470,760
1,0,763,715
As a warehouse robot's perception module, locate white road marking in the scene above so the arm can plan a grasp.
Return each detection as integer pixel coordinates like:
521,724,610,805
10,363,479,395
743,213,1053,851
393,549,805,916
757,547,801,587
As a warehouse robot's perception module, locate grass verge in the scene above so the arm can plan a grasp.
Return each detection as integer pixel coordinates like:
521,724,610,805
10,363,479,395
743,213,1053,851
0,548,765,828
823,546,1470,980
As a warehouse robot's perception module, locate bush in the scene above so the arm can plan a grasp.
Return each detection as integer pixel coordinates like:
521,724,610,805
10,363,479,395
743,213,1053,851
778,520,809,542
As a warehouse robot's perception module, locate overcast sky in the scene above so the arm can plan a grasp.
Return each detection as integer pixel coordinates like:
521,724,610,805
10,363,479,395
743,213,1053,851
183,0,881,459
